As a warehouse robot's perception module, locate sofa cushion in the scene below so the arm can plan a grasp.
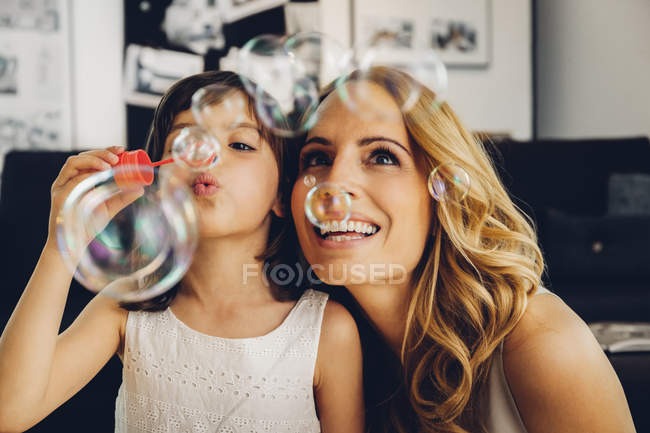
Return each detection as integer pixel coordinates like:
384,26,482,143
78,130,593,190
608,173,650,216
541,208,650,281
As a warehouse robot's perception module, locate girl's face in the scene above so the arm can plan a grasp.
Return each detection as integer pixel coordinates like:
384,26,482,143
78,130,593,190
291,82,433,286
163,91,282,238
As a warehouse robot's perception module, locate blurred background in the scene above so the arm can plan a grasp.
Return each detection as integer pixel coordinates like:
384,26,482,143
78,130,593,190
0,0,648,431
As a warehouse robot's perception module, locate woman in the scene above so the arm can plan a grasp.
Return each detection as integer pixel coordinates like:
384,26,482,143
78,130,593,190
291,67,636,433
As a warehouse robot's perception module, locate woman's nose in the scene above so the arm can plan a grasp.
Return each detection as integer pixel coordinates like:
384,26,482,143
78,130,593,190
324,155,361,199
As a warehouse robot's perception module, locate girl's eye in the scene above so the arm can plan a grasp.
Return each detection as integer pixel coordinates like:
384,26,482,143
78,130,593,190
368,147,400,166
229,142,254,151
301,150,331,168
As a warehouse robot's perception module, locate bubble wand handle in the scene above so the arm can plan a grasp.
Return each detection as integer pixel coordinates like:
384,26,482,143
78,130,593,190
151,158,174,167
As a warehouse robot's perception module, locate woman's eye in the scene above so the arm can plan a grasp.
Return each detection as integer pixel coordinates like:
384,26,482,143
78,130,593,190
301,151,331,168
369,148,399,166
229,142,254,151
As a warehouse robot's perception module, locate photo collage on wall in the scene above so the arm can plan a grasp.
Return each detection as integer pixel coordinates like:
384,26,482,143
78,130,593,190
355,0,490,68
0,0,73,185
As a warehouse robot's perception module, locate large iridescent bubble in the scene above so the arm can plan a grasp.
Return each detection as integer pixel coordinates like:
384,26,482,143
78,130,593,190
236,32,353,137
236,34,315,137
284,31,354,91
56,164,198,302
191,83,248,134
336,47,448,120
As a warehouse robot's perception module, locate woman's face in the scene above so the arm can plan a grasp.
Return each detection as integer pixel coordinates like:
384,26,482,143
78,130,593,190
291,82,433,286
162,90,282,239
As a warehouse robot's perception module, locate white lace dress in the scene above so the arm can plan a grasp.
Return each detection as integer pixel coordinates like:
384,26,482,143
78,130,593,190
114,289,329,433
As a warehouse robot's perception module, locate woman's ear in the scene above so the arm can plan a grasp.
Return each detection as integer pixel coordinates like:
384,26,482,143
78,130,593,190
271,196,285,218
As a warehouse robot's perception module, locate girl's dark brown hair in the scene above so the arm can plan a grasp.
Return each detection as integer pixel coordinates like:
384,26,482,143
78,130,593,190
120,70,300,311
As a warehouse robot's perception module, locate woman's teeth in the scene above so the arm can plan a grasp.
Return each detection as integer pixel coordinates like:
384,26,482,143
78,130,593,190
317,220,379,241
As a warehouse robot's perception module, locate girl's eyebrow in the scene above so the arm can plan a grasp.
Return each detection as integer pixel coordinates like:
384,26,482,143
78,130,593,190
304,135,411,155
229,122,261,132
169,122,194,134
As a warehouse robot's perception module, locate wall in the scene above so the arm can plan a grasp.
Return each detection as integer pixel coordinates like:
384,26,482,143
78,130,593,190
536,0,650,139
449,0,532,139
324,0,533,140
67,0,535,146
70,0,125,149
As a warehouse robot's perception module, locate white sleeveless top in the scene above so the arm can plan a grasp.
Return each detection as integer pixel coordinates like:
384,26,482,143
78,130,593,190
114,289,329,433
484,286,555,432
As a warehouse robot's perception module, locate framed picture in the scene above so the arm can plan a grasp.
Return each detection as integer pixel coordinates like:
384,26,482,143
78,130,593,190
430,0,490,67
0,0,73,179
353,0,491,68
216,0,287,24
123,44,204,108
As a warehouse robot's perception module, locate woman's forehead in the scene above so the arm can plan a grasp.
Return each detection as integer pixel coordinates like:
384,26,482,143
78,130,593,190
308,83,407,141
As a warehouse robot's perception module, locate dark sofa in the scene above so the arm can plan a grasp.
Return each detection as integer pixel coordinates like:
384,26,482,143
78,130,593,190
490,136,650,432
1,137,648,431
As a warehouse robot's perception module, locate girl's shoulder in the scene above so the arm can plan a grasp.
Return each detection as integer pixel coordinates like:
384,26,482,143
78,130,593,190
81,293,129,357
313,293,362,388
299,288,357,335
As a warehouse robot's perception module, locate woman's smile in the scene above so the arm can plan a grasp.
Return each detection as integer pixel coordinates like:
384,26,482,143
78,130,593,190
308,213,382,249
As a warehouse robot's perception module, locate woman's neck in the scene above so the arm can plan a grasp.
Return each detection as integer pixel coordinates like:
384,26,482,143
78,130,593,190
347,281,412,356
179,235,274,311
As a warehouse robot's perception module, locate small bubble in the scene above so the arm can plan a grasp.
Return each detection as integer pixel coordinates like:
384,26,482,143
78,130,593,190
172,126,220,171
427,163,470,202
305,182,351,229
303,174,316,188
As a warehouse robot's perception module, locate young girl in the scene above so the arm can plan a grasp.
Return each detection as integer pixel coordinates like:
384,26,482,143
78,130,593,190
291,67,635,433
0,71,364,433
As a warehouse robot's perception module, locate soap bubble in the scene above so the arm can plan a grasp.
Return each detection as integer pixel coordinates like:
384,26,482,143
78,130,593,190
172,126,221,171
252,78,319,137
427,163,471,202
303,174,316,188
304,182,352,229
284,31,354,91
237,34,320,137
191,83,248,134
56,164,198,302
336,47,448,119
237,34,288,98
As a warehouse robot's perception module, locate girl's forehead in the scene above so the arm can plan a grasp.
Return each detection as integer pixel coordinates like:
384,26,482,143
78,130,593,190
173,109,195,125
173,97,258,131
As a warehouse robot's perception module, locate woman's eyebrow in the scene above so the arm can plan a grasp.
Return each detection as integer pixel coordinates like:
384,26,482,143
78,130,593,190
359,136,411,156
304,136,331,146
304,135,412,155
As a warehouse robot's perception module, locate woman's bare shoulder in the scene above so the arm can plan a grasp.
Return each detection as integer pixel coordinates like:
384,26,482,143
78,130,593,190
501,292,635,433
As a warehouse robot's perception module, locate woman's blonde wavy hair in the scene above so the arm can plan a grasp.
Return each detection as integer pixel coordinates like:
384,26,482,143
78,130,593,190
321,67,545,432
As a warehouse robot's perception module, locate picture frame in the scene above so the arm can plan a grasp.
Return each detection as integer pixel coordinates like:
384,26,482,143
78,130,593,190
0,0,73,178
429,0,491,67
353,0,491,68
216,0,287,24
123,44,204,108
